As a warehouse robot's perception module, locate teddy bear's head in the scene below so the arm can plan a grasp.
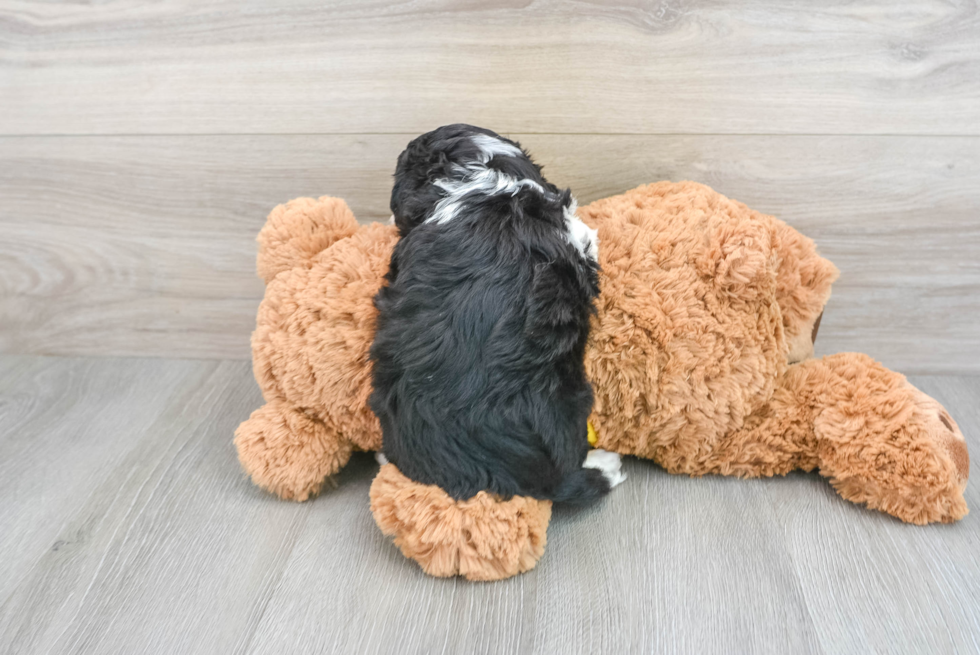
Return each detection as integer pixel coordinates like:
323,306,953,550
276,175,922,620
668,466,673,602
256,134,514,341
581,182,838,467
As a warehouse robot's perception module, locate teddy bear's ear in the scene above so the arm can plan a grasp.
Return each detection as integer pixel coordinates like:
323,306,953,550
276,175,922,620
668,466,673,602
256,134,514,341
770,218,840,362
694,217,777,298
256,196,360,284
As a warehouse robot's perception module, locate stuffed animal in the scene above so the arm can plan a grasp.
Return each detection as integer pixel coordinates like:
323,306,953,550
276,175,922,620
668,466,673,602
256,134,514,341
235,181,970,581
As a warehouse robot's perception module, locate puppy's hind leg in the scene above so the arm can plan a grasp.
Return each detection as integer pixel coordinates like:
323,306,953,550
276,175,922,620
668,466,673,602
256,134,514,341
549,450,626,506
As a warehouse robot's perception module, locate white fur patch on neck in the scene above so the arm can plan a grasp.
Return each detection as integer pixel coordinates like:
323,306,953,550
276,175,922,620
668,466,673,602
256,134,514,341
562,198,598,262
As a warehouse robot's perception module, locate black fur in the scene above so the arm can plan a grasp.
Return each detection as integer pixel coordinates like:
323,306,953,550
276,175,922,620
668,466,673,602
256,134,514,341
370,124,609,505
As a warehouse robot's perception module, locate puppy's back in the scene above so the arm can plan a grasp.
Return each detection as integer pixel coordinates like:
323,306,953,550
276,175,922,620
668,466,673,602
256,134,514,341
371,126,601,502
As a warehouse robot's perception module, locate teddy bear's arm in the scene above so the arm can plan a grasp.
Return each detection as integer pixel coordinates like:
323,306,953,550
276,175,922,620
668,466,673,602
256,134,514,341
690,353,969,524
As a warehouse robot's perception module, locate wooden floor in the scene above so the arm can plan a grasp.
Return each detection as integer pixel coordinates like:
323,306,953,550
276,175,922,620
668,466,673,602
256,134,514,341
0,355,978,654
2,1,980,653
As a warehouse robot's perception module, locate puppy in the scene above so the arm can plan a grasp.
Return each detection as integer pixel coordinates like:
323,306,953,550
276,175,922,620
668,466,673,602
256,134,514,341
370,124,624,505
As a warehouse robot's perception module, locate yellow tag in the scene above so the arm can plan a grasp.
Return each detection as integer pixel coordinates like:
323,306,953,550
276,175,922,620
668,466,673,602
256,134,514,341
587,421,598,447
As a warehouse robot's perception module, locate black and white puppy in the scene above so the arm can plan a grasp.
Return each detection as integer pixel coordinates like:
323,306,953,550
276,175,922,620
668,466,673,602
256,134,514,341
370,124,625,505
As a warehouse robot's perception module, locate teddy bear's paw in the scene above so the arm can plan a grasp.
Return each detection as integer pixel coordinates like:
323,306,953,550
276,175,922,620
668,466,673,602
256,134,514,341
584,449,627,488
904,381,970,488
234,399,353,501
818,373,969,525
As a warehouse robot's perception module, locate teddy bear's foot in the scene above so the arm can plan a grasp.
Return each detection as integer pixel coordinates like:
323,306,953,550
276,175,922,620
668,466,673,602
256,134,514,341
809,354,970,524
234,399,353,501
369,463,552,581
827,379,969,525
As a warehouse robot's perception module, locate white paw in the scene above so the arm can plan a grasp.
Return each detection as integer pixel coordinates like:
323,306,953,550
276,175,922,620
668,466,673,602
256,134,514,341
583,449,626,489
375,452,389,466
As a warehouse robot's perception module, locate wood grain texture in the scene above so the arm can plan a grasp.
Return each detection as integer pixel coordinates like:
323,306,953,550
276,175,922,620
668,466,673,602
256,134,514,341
0,356,313,654
1,134,977,372
0,356,978,654
1,1,979,135
766,374,980,655
2,2,977,652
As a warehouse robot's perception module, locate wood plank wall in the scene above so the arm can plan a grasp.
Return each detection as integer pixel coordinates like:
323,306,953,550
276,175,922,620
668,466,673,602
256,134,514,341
1,1,978,372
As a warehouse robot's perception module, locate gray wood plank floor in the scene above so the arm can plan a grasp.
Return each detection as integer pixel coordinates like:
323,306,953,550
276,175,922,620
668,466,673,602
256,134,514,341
0,355,977,655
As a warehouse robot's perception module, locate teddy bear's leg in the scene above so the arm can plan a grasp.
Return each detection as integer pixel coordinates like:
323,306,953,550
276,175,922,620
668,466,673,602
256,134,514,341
234,398,353,501
369,463,552,581
671,391,821,479
801,353,969,524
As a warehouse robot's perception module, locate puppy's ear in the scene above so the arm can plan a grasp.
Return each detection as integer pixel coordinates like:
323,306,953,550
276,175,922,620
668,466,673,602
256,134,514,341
524,259,591,354
390,174,444,236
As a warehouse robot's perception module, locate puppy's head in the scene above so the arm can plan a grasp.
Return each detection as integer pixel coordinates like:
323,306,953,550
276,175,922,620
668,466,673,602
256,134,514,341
390,124,551,235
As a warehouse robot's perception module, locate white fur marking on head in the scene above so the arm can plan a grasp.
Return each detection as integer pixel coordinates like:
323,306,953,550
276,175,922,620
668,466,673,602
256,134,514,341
470,133,524,162
562,197,599,262
426,133,602,238
426,164,546,225
423,133,536,224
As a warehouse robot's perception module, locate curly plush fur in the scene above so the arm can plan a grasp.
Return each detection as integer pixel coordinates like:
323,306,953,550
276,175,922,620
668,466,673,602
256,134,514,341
236,181,970,579
370,462,551,581
235,199,393,500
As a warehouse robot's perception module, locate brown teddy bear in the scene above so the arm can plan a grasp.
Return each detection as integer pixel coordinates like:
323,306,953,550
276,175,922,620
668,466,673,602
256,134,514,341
235,181,969,581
